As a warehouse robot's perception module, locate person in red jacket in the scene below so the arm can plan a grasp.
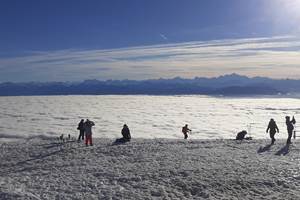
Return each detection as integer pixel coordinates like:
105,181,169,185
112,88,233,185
84,119,95,146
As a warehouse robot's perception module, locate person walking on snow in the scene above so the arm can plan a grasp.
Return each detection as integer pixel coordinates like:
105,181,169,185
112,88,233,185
77,119,85,142
182,124,191,139
266,118,279,145
286,116,296,145
84,119,95,146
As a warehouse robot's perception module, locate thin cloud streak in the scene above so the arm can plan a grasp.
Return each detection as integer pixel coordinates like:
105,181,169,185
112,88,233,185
0,36,300,82
159,34,168,41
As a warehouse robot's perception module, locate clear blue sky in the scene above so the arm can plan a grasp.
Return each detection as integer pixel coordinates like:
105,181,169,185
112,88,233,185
1,0,300,82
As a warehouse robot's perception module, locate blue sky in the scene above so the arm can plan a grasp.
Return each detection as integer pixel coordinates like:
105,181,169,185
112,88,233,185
1,0,300,82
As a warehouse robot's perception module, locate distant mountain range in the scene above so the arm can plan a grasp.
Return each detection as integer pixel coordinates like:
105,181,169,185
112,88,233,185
1,73,300,96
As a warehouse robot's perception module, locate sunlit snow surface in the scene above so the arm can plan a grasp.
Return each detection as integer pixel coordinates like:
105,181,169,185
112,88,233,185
0,95,299,140
0,139,300,199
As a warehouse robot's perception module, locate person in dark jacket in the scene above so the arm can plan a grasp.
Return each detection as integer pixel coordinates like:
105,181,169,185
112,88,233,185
286,116,296,145
266,118,279,144
182,124,191,139
121,124,131,141
114,124,131,144
236,130,247,140
77,119,85,142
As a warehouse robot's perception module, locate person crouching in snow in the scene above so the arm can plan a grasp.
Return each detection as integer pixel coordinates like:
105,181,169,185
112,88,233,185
84,119,95,146
114,124,131,144
236,130,247,140
121,124,131,142
182,124,191,139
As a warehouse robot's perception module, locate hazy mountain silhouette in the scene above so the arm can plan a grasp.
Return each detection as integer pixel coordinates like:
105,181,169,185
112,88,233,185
0,73,299,96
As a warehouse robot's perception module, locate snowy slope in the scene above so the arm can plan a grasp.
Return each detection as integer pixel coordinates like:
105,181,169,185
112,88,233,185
0,138,299,199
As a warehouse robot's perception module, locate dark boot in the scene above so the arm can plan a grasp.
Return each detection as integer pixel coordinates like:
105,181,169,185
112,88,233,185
271,138,275,145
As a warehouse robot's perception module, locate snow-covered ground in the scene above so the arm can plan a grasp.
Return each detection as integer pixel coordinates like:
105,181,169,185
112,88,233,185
1,95,300,139
1,138,299,199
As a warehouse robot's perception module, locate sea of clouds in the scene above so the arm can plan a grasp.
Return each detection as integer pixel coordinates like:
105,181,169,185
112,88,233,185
0,95,299,140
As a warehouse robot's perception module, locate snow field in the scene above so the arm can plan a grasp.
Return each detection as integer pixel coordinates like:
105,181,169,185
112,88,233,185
0,138,300,199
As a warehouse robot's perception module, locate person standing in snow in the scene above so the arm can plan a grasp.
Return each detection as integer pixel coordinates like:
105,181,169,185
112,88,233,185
77,119,85,142
266,118,279,145
285,116,296,145
84,119,95,146
182,124,191,139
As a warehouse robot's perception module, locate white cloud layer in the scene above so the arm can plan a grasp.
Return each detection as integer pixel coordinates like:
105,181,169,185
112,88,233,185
1,36,300,82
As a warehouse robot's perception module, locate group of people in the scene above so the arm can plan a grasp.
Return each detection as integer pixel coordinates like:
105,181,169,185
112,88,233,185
184,115,297,144
236,115,296,145
77,115,296,146
77,120,131,146
77,119,95,146
266,115,296,145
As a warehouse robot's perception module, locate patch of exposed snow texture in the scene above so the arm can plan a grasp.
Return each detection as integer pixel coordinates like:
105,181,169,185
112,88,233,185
0,138,299,199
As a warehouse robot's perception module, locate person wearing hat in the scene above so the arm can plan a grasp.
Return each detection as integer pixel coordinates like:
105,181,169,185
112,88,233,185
266,118,279,145
286,116,296,145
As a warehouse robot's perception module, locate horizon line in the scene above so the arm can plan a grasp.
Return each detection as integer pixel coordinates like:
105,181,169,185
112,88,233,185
1,73,300,84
